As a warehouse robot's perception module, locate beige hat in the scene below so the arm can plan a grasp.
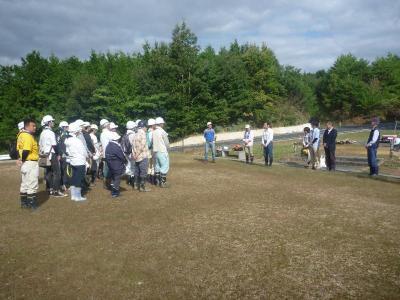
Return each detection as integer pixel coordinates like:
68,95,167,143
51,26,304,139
207,121,212,126
245,124,250,129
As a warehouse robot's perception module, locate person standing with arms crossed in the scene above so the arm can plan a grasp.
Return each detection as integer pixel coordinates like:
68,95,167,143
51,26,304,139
204,121,216,163
17,118,39,209
322,121,337,171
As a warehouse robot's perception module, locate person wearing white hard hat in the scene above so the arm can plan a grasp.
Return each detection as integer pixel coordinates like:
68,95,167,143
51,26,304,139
146,118,157,185
56,121,71,191
89,124,101,184
39,115,66,197
65,122,88,201
133,121,151,192
100,119,112,189
243,124,254,164
105,131,127,197
152,117,170,187
122,121,136,187
204,121,216,163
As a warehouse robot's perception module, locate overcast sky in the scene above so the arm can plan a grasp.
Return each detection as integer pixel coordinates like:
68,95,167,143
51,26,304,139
0,0,399,71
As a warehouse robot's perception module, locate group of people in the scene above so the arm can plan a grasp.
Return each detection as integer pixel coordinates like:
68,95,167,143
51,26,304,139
204,122,274,166
301,117,381,175
16,116,170,209
204,117,381,177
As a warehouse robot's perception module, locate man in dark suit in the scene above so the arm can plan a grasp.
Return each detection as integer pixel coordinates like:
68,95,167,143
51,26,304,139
323,121,337,171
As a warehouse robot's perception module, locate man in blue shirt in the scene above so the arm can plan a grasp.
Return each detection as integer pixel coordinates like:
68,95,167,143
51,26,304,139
204,122,216,163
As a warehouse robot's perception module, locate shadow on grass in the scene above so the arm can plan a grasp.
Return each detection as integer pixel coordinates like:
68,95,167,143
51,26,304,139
36,190,50,207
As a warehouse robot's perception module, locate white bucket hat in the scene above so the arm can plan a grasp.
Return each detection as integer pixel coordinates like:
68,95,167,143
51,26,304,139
90,124,98,130
147,118,156,126
245,124,250,129
207,121,212,126
100,119,109,127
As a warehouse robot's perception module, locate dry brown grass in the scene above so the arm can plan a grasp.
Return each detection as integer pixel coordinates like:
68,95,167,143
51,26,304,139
1,154,400,299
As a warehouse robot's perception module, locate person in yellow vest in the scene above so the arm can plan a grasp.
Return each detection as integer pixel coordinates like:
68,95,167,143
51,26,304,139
16,118,39,209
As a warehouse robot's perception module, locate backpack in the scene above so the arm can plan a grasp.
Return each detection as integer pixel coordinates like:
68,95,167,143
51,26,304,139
121,132,133,155
9,140,19,159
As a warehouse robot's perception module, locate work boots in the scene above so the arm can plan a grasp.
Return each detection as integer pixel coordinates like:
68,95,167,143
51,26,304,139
160,173,169,188
20,193,28,208
245,154,249,164
250,156,254,164
111,186,120,198
139,177,151,192
155,172,161,186
135,177,140,191
26,194,38,210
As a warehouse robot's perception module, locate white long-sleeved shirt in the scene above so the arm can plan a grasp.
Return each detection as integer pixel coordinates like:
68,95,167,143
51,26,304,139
90,133,101,160
243,130,254,147
100,128,112,156
152,126,169,153
367,128,380,147
311,127,320,146
261,128,273,146
39,127,57,159
65,135,88,166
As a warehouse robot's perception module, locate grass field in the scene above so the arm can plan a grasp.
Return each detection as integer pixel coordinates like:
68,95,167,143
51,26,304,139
1,153,400,299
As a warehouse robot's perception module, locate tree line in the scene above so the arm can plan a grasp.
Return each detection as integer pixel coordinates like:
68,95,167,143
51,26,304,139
1,22,399,150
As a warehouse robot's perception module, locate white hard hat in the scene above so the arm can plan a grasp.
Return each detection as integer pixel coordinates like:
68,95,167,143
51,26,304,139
42,115,55,125
59,121,69,128
109,131,121,141
100,119,109,127
207,121,212,126
147,118,156,126
75,119,84,127
18,121,24,130
90,124,98,130
155,117,165,125
109,122,118,130
126,121,135,130
68,122,81,133
245,124,250,129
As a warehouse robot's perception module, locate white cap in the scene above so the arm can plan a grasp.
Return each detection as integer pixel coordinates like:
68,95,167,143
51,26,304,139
147,118,156,126
135,119,141,126
109,131,121,141
245,124,250,129
90,124,98,130
68,122,81,133
109,122,118,130
59,121,69,128
155,117,165,125
18,121,24,130
42,115,55,125
126,121,135,130
100,119,109,127
207,121,212,126
81,121,90,127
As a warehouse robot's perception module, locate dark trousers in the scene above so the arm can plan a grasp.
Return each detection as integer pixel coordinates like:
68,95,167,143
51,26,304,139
324,147,336,171
367,145,379,175
46,155,61,191
111,174,121,190
134,158,148,179
60,158,68,187
263,143,273,166
91,160,98,183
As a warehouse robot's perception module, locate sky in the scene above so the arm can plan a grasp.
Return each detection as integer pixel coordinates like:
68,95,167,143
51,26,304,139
0,0,399,72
